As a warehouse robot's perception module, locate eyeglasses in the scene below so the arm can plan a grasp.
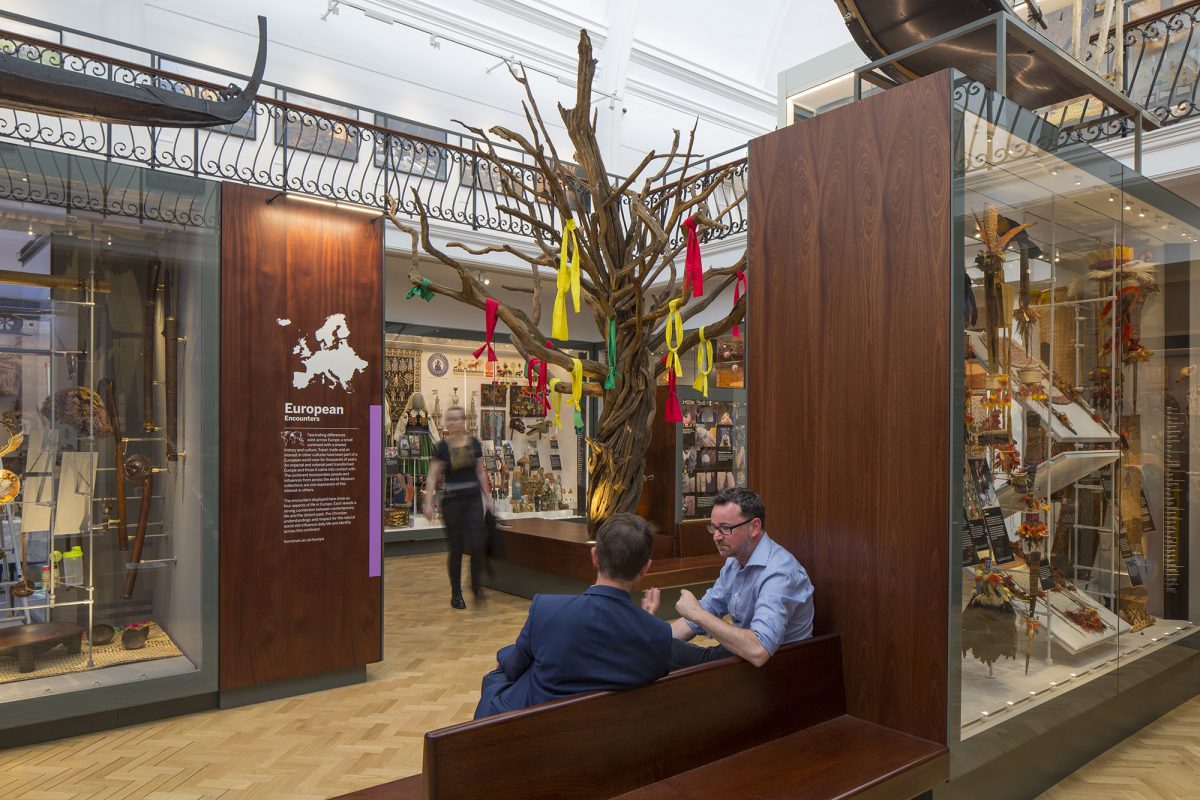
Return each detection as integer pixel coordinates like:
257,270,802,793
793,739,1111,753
707,518,755,537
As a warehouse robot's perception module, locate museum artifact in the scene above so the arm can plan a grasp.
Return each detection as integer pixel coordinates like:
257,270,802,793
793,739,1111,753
143,256,161,432
121,622,150,650
99,378,129,550
384,30,746,523
832,0,1137,112
0,16,267,127
163,267,180,460
0,419,23,458
962,564,1019,668
0,468,19,504
121,455,155,599
40,386,112,437
0,622,84,673
89,623,116,646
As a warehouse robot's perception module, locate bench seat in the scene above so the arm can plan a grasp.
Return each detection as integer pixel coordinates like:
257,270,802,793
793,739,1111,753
330,634,947,800
615,715,948,800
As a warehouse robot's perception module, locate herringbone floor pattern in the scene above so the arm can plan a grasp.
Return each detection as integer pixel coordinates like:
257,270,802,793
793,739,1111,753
1036,693,1200,800
0,553,1197,799
0,554,529,799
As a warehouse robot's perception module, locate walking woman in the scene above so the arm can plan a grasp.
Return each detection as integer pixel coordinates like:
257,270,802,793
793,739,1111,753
425,405,492,609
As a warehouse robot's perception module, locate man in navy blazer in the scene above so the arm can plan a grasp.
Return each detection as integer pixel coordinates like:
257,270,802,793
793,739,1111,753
474,513,672,718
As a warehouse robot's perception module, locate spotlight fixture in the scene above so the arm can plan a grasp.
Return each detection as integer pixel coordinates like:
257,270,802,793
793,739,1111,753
26,224,33,236
1138,208,1146,218
429,34,441,50
1108,194,1115,202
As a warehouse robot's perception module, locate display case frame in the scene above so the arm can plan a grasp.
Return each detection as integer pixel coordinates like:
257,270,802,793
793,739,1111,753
948,70,1200,785
0,143,220,743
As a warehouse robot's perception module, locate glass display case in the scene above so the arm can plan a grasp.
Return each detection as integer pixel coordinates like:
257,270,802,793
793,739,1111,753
0,143,217,724
953,77,1200,742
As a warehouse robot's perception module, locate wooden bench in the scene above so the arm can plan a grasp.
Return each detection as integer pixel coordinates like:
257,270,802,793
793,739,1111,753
333,633,947,800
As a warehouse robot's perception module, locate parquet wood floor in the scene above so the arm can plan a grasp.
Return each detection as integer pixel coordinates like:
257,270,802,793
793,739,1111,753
2,553,1196,799
1036,693,1200,800
0,554,530,800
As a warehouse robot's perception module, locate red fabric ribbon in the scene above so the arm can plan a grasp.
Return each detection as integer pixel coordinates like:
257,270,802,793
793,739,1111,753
661,355,682,422
665,369,683,422
732,269,746,337
683,216,703,299
526,356,551,414
472,298,499,362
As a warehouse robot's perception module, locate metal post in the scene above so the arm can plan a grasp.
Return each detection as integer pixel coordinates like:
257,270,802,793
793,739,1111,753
1134,114,1143,173
996,17,1008,98
854,70,862,101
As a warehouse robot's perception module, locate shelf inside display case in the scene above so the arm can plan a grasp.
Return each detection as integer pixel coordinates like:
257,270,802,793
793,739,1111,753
996,450,1121,515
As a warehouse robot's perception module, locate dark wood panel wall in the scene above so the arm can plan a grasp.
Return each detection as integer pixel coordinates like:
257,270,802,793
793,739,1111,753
748,72,952,744
220,183,383,690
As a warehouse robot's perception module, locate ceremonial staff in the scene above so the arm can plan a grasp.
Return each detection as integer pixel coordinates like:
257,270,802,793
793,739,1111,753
99,378,129,550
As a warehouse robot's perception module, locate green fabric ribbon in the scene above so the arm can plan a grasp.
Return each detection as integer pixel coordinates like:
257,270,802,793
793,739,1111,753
603,317,619,390
573,408,585,435
406,278,434,302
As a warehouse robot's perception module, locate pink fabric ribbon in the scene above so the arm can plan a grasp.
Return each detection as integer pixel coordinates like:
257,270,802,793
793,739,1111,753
683,216,704,299
733,269,746,337
472,298,499,362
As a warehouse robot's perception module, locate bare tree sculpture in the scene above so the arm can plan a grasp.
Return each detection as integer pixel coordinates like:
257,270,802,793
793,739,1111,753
385,30,747,523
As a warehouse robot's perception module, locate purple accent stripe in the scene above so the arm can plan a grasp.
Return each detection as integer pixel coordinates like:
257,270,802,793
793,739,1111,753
369,404,382,577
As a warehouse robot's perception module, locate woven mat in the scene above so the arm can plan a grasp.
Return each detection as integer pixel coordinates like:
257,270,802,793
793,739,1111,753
0,623,183,684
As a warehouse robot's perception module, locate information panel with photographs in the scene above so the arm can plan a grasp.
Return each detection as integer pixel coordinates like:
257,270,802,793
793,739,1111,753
681,400,747,520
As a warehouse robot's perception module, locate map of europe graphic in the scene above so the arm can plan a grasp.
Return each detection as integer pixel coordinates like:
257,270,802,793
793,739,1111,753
284,313,368,391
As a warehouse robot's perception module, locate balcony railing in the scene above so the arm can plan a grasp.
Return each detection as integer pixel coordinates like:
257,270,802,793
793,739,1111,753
4,5,1200,242
0,10,748,246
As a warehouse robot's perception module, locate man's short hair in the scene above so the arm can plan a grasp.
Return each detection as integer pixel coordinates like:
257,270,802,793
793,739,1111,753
595,513,656,581
712,487,766,526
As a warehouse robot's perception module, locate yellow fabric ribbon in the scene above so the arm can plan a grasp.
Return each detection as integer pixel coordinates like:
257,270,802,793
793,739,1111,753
571,357,584,433
551,219,580,340
549,377,563,429
693,325,713,397
664,298,683,377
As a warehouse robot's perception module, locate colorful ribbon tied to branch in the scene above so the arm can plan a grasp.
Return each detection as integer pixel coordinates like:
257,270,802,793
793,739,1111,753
571,357,585,434
665,369,683,423
551,219,581,340
732,269,746,337
664,298,684,378
472,297,499,362
693,326,713,398
549,377,563,429
603,317,619,390
406,277,434,302
683,216,704,299
527,357,550,413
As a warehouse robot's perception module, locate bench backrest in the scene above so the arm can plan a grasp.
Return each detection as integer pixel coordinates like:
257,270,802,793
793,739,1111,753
421,633,845,800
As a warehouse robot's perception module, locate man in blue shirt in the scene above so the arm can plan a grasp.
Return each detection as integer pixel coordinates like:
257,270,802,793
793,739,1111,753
474,513,672,718
645,487,814,669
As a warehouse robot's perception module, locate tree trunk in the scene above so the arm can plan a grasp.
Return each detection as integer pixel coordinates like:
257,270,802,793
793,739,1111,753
586,354,658,525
